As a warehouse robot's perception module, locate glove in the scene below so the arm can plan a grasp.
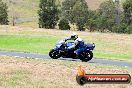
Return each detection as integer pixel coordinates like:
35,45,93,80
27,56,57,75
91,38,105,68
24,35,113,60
64,39,67,42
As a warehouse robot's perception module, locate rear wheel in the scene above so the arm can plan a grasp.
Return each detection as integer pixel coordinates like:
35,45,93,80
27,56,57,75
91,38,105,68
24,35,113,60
80,51,93,62
49,49,61,59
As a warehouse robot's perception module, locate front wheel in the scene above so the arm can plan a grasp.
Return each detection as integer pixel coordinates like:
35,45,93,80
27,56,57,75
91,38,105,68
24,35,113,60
49,49,61,59
80,51,93,62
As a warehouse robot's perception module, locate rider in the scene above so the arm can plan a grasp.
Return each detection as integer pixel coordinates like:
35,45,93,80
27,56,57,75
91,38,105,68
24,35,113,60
64,32,86,58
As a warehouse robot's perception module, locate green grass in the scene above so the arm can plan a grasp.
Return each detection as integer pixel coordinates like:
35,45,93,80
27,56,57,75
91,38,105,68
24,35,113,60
94,51,132,60
0,27,131,61
0,34,58,53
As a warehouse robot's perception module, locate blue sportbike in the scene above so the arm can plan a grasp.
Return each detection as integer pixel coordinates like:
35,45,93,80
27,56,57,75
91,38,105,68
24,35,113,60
49,40,95,62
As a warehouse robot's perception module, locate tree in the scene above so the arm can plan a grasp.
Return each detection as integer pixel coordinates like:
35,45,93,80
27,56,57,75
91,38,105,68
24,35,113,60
86,10,98,32
123,0,132,25
126,24,132,34
111,22,132,34
62,0,89,31
112,23,127,33
97,0,116,32
38,0,59,29
58,18,70,30
0,0,8,25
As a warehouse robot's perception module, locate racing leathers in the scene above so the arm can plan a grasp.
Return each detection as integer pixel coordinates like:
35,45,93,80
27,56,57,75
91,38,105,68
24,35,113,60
65,37,86,57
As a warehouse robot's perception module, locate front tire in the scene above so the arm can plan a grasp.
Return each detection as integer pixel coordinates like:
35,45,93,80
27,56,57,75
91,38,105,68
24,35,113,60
80,51,93,62
49,49,61,59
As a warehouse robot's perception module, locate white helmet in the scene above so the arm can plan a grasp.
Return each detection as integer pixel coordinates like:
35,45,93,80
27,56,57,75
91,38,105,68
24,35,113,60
70,32,78,40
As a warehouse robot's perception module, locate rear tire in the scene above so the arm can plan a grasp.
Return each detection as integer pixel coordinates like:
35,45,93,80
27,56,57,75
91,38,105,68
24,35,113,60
80,51,93,62
49,49,61,59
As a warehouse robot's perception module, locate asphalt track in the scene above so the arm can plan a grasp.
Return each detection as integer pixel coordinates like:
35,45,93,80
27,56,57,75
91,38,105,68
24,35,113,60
0,51,132,67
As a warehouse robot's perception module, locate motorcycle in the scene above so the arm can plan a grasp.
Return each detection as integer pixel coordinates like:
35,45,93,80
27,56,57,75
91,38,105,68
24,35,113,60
49,40,95,62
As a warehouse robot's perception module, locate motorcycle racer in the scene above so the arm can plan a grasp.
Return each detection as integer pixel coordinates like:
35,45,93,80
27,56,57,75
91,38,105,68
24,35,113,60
64,32,86,58
49,32,95,61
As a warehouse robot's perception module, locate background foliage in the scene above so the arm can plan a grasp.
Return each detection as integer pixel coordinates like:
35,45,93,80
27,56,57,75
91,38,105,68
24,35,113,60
0,0,8,25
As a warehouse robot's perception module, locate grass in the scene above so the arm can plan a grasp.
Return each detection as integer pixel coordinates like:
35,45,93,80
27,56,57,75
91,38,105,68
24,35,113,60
0,25,132,61
0,56,131,88
2,0,39,26
0,34,58,53
16,21,38,28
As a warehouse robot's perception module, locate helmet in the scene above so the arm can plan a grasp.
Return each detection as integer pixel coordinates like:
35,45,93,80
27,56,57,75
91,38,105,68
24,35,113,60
70,32,78,40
